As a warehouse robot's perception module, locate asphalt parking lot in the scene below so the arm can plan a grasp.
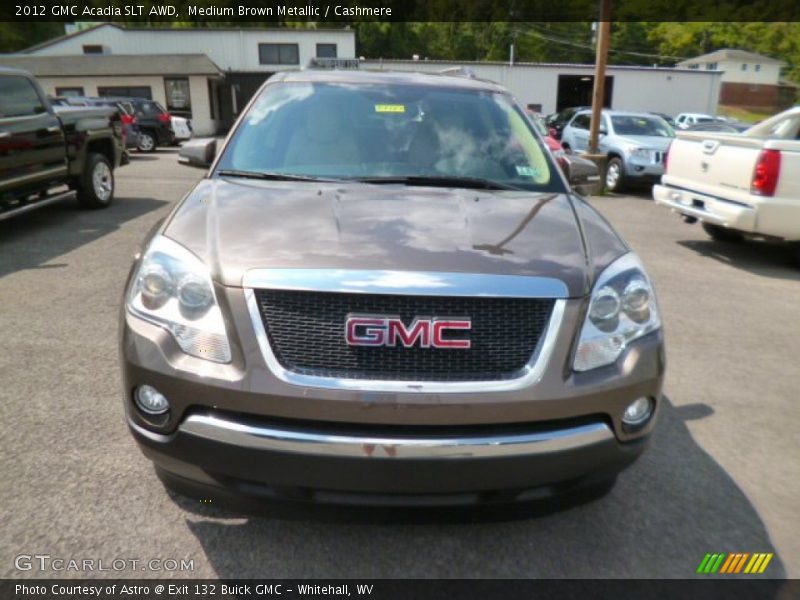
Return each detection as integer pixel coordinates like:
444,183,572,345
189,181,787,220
1,148,798,579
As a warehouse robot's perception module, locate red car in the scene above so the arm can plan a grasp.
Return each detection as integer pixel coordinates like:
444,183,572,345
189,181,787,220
527,110,568,172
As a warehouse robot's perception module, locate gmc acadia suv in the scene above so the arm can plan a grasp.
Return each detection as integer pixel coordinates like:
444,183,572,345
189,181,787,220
120,70,665,510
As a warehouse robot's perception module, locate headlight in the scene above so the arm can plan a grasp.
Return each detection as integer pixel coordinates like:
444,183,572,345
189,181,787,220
629,147,650,159
573,252,661,372
127,235,231,363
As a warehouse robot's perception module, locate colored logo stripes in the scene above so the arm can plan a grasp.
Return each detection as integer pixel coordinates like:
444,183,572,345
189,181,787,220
697,553,773,574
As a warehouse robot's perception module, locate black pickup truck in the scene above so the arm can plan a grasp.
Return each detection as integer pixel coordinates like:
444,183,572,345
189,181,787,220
0,67,126,221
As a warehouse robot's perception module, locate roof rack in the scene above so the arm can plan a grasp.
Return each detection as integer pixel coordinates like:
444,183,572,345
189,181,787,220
306,57,361,70
439,66,477,79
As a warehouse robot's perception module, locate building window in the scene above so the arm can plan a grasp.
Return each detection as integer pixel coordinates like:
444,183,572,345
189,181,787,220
164,77,191,116
706,62,717,70
97,86,152,99
258,43,300,65
82,45,103,54
55,86,84,97
688,63,698,69
755,64,761,72
741,63,748,71
316,43,337,58
207,79,216,120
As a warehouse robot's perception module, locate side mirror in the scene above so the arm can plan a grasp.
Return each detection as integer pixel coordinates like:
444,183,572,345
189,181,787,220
598,126,607,136
564,154,601,196
179,138,217,168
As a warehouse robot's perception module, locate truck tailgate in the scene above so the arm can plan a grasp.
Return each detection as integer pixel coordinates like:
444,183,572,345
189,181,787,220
664,132,764,202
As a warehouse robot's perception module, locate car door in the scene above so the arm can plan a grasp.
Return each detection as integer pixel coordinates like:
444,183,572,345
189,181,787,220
570,114,591,152
0,74,66,195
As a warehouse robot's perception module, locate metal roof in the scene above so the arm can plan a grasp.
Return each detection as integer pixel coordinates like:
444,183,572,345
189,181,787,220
23,23,354,54
366,58,721,74
0,53,223,77
677,48,785,66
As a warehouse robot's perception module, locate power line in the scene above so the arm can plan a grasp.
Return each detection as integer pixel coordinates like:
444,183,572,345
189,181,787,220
519,26,690,63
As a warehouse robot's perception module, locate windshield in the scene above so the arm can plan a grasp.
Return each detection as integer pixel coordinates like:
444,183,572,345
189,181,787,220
216,81,560,191
610,115,675,138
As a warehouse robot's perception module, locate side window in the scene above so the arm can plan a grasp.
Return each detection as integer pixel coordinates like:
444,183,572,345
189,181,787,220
572,114,590,130
0,75,45,118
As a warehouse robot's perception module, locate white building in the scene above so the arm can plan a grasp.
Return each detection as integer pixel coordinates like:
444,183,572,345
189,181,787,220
2,23,356,135
1,23,728,133
363,59,722,117
676,49,793,111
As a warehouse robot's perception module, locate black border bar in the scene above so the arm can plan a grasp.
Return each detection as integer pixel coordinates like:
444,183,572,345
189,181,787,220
3,579,798,600
4,0,800,22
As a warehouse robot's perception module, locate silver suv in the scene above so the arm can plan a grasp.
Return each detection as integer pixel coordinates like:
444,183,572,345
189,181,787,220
561,110,675,192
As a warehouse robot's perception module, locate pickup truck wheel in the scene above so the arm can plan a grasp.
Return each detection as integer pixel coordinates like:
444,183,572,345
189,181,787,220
76,153,114,209
790,244,800,268
702,222,743,243
605,157,625,192
137,131,156,153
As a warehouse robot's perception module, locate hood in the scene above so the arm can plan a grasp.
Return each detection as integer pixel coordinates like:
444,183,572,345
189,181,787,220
616,135,673,150
163,178,598,297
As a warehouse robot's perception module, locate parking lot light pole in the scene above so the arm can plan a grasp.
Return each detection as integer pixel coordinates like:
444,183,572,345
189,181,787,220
583,0,612,191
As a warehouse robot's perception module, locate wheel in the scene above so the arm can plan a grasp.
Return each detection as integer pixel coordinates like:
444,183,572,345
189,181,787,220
605,157,625,192
137,130,156,153
75,153,114,209
561,143,572,154
789,243,800,268
702,222,744,243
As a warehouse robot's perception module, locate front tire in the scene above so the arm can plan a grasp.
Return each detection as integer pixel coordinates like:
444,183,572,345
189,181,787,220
789,243,800,269
702,222,744,243
137,131,156,153
605,157,626,193
75,153,114,209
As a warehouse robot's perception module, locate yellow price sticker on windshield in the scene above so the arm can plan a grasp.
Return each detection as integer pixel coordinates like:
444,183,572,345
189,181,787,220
375,104,406,113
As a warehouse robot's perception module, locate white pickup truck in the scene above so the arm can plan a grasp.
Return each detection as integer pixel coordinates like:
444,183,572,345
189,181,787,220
653,106,800,263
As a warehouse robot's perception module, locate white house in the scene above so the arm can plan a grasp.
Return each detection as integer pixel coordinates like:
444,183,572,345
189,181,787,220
677,49,793,111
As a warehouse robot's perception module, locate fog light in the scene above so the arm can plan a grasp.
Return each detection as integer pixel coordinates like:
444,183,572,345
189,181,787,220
135,385,169,415
623,397,652,426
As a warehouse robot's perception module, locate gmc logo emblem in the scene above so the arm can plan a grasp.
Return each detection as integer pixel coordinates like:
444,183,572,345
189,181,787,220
345,314,472,349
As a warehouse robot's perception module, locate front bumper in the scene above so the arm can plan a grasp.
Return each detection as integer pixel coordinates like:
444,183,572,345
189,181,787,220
624,158,664,182
130,410,650,506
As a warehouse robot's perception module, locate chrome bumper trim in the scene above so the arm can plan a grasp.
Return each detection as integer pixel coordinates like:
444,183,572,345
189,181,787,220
244,287,567,393
241,269,569,299
180,414,614,459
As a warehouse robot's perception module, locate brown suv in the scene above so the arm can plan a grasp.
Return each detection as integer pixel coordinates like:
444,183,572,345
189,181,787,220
120,70,664,509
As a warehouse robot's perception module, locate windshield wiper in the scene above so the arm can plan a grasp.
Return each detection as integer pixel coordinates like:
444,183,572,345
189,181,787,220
217,169,339,182
351,175,524,191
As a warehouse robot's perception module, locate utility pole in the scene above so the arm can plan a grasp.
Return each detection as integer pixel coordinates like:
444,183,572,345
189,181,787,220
588,0,611,154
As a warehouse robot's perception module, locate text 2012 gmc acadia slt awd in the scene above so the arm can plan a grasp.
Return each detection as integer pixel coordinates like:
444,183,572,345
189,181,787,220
120,70,665,509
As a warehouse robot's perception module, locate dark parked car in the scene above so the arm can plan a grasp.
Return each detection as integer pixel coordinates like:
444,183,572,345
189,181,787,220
122,70,664,511
1,68,125,220
648,112,676,127
115,98,174,152
546,106,589,140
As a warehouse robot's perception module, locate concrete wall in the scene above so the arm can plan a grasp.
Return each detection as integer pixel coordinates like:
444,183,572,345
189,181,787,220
362,60,722,117
36,73,219,135
28,24,357,72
